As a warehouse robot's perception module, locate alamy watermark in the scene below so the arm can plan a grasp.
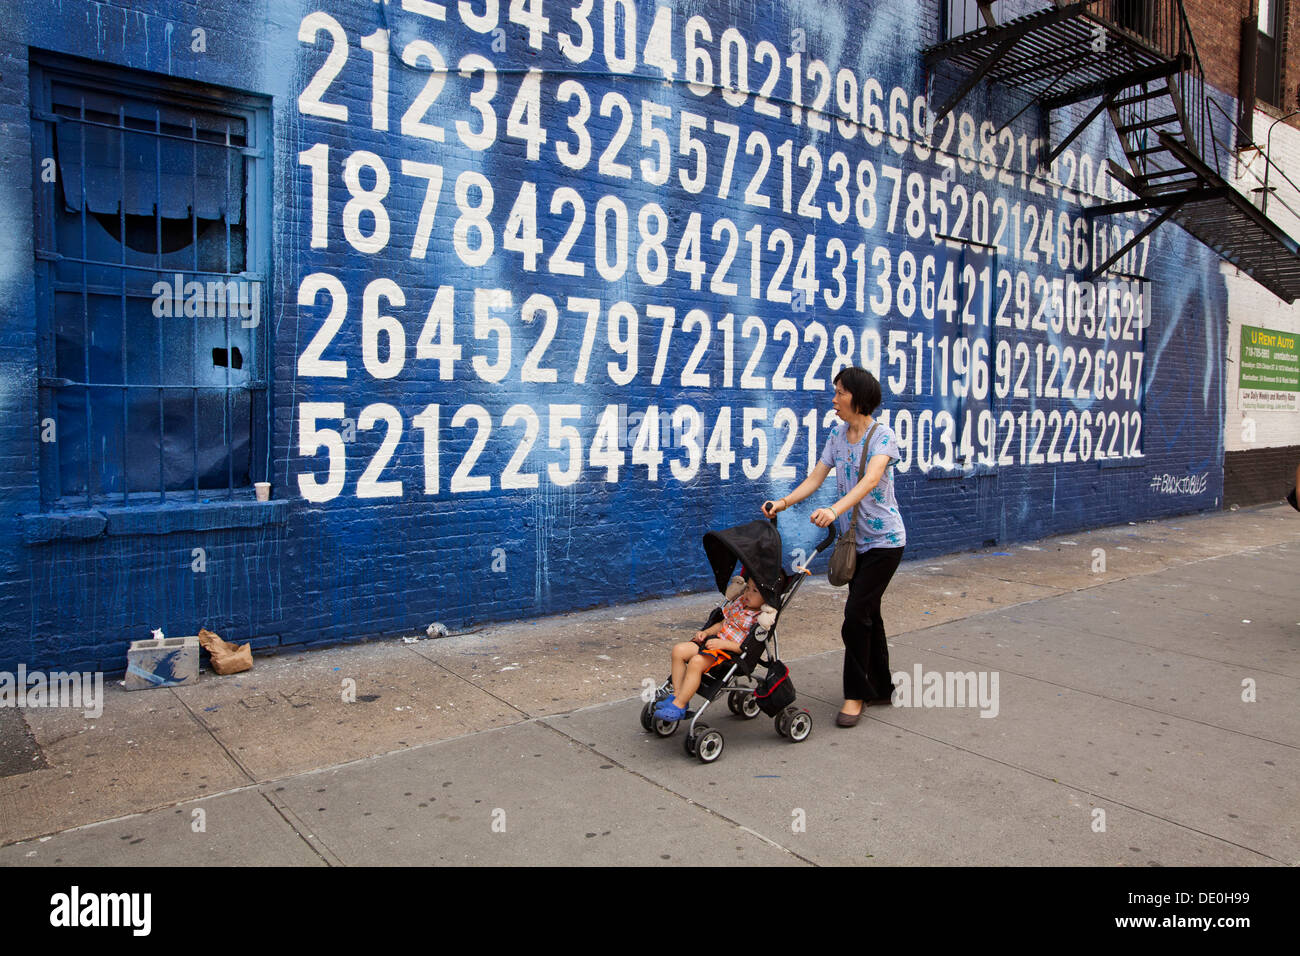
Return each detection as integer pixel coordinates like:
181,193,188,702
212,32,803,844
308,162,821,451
151,273,260,328
50,886,150,936
1,665,104,718
891,664,999,718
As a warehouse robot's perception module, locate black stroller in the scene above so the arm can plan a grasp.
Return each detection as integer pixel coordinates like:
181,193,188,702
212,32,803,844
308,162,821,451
638,513,837,763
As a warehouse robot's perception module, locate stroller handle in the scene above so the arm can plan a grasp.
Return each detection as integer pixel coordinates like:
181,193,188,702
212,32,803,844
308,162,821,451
813,522,837,558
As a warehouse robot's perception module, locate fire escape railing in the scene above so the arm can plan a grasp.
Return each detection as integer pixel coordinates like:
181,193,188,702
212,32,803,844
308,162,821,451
928,0,1300,300
1096,0,1216,174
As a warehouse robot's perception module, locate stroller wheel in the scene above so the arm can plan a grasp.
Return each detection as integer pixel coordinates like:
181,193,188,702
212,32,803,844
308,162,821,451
639,701,656,731
683,722,708,756
786,707,813,742
736,693,761,720
728,689,761,719
652,714,679,737
774,711,790,737
695,728,725,764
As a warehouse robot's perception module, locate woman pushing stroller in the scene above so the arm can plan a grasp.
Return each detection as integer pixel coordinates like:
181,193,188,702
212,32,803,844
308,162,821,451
764,367,906,728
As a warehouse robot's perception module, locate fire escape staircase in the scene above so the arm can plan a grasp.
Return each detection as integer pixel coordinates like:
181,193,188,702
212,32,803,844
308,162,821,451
924,0,1300,301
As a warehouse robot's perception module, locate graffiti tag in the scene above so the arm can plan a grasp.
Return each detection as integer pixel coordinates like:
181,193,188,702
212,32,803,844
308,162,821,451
1148,473,1207,495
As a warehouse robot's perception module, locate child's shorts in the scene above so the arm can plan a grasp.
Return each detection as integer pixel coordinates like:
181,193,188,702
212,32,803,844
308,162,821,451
697,646,735,673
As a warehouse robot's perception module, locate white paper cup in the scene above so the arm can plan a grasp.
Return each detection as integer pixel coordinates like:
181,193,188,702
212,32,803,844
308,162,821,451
254,482,271,502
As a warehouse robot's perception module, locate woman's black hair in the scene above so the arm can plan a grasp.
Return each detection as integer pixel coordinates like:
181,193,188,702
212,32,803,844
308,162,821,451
833,366,882,416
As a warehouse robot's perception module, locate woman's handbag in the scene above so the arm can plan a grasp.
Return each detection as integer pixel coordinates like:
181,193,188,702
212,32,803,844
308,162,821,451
827,423,879,587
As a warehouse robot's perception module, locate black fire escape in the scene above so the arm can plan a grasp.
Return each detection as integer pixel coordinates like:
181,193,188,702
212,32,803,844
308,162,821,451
925,0,1300,301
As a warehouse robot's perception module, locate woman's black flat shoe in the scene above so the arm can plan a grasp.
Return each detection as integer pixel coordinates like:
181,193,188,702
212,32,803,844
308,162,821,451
835,710,862,727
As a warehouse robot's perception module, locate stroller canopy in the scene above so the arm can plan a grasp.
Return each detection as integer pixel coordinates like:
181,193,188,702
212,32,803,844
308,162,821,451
703,519,786,609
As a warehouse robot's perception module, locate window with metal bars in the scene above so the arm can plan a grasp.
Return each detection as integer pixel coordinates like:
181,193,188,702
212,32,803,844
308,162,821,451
31,55,270,508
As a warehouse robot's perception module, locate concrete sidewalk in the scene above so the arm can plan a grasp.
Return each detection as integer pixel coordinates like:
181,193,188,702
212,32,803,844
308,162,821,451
1,504,1296,866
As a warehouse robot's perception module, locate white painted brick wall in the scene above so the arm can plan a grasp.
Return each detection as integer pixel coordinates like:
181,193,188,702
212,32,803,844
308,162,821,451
1225,108,1300,451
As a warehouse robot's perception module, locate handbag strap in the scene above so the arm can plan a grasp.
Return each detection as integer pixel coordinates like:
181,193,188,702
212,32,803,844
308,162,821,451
844,422,880,539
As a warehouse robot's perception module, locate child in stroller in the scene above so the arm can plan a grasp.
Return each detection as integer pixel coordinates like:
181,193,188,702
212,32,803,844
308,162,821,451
639,515,836,763
653,576,766,722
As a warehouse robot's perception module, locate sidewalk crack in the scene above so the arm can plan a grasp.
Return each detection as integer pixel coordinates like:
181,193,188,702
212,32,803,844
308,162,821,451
402,646,534,720
258,789,343,867
168,686,258,783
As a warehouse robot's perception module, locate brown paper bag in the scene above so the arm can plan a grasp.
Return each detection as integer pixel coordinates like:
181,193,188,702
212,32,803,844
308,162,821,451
197,628,253,675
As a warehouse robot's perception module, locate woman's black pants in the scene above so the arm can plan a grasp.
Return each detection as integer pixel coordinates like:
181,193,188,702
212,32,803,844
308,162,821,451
841,546,904,701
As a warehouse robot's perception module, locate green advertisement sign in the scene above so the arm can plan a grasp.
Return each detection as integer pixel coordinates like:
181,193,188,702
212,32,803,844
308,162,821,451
1239,325,1300,411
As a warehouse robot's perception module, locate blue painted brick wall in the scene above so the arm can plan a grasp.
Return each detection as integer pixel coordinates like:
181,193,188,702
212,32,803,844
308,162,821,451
0,0,1230,672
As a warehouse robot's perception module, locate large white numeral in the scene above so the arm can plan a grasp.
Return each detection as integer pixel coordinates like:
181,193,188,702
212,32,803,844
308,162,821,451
643,5,676,78
631,405,664,480
595,195,629,281
297,273,348,377
472,288,512,382
401,160,444,259
460,0,497,33
509,0,549,49
457,54,498,151
450,405,492,492
558,0,593,63
298,12,349,121
506,69,547,160
357,404,403,498
400,42,447,142
361,279,406,379
590,404,625,481
671,405,702,481
555,80,592,170
298,403,347,502
298,144,329,248
415,286,460,379
413,404,440,495
549,404,583,486
684,16,713,95
603,0,637,73
501,404,540,489
520,293,559,383
742,408,767,480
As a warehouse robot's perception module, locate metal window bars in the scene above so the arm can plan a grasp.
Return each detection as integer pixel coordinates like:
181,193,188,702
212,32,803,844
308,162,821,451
35,74,265,508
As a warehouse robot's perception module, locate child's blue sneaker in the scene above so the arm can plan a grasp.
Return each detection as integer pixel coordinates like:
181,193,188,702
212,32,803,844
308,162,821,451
654,700,688,721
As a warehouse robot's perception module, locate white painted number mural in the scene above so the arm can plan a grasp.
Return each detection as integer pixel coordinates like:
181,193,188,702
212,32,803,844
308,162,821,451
292,1,1147,502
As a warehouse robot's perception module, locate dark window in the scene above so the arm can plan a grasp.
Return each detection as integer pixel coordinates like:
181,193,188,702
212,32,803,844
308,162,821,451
1111,0,1156,41
1257,0,1285,107
31,56,270,506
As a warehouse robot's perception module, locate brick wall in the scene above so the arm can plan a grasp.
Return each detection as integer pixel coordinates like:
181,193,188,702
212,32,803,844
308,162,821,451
1224,444,1300,503
0,0,1235,671
1184,0,1253,97
0,17,39,674
1225,109,1300,469
1179,0,1296,106
1183,0,1300,133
